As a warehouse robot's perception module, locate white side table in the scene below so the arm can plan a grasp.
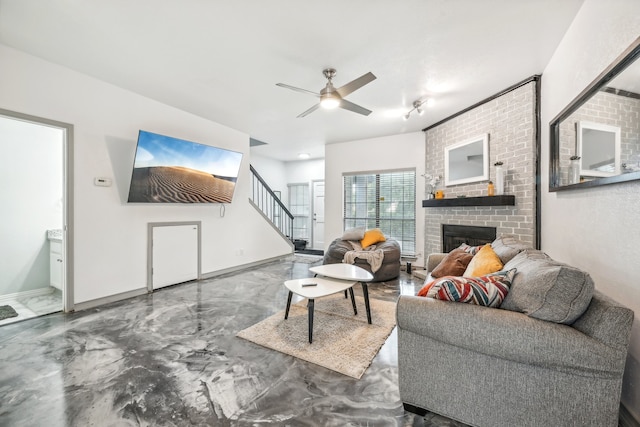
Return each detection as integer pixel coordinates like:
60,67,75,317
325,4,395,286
309,263,374,324
284,277,357,343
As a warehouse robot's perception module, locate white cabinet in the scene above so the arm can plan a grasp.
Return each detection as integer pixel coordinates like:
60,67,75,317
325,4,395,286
49,240,63,290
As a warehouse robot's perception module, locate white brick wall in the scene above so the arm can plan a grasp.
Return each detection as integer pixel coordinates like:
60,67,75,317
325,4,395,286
424,82,537,255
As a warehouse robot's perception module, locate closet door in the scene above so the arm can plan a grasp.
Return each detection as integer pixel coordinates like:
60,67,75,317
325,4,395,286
151,224,199,289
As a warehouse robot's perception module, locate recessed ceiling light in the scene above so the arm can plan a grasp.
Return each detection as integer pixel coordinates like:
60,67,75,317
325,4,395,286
298,153,310,159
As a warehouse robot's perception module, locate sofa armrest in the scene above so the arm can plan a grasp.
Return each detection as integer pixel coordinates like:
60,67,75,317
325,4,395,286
426,253,447,273
396,295,628,376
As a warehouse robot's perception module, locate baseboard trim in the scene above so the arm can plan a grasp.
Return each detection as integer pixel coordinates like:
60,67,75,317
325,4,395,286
620,403,640,427
0,287,54,304
73,287,148,312
74,256,290,312
200,255,290,280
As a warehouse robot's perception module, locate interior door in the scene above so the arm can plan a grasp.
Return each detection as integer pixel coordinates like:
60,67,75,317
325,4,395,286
151,223,199,289
312,180,325,250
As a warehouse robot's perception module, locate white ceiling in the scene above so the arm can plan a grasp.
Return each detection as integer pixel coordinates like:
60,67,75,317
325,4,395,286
0,0,584,161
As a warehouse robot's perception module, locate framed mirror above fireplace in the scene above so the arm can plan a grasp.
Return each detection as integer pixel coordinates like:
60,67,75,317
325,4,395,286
444,133,489,186
549,36,640,191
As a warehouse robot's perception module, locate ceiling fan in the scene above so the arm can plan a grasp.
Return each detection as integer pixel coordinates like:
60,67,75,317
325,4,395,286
276,68,376,118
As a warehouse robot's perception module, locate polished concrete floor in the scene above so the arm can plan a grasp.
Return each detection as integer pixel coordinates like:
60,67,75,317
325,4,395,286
0,256,467,426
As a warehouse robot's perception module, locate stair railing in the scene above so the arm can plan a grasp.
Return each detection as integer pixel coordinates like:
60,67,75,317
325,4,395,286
249,165,294,240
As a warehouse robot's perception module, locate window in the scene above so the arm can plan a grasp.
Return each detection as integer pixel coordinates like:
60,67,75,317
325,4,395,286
343,169,416,256
288,183,309,241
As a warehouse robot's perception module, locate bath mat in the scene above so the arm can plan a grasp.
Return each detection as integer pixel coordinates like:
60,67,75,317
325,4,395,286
0,305,19,321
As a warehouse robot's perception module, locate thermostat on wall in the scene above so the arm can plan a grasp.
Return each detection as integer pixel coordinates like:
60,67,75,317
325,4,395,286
94,177,112,187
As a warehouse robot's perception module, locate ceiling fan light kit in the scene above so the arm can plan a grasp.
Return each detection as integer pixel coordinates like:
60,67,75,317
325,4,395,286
277,68,376,117
404,99,428,120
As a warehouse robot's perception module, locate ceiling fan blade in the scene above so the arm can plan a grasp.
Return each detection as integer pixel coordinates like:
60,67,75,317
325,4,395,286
335,72,376,98
339,99,372,116
297,103,321,118
276,83,319,97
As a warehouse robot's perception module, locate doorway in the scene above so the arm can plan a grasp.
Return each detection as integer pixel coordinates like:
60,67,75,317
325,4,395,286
0,109,73,325
312,180,325,250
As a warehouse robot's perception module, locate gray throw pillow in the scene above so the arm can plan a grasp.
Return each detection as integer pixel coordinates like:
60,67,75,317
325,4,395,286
491,234,529,264
341,227,365,241
500,249,594,324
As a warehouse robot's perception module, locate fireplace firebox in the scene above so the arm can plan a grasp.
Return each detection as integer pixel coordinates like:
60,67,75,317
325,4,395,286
442,224,496,252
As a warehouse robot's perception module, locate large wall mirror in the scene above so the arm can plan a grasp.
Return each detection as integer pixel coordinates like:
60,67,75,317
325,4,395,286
445,133,489,186
550,36,640,191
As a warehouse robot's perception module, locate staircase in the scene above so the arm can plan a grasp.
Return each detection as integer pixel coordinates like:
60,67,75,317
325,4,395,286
249,165,294,245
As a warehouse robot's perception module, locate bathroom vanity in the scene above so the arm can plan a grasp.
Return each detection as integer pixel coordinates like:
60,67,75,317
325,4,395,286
48,229,63,291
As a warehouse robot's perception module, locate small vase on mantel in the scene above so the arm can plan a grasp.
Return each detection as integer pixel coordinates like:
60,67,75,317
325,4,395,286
494,162,505,195
569,155,581,185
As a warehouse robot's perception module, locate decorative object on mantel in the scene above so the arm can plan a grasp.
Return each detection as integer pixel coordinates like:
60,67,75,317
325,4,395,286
569,155,581,185
487,180,495,196
422,195,515,207
494,161,504,195
421,173,441,199
435,190,444,199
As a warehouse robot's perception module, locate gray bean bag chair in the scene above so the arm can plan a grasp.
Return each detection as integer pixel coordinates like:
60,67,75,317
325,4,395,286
323,238,401,282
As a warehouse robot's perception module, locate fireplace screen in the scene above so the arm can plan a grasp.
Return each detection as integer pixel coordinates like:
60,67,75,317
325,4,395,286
442,224,496,252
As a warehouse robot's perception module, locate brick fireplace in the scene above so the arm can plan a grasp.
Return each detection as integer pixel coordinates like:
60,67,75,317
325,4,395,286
422,78,538,258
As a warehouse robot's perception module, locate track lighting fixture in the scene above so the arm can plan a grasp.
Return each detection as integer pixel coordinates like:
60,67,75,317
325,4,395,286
404,99,427,120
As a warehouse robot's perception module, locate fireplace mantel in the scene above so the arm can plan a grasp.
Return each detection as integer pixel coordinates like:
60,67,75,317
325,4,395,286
422,195,515,207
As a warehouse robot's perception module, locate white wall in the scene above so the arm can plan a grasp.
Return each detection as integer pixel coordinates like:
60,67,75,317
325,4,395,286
0,44,292,305
249,156,325,203
0,117,63,294
540,0,640,418
325,132,425,266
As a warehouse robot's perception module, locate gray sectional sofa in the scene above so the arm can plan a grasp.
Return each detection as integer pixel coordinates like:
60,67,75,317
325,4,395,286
396,235,634,427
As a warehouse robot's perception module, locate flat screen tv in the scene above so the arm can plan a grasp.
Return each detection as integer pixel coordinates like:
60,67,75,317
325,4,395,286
127,130,243,203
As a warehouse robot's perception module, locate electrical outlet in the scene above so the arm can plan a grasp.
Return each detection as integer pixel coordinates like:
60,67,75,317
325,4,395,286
94,177,112,187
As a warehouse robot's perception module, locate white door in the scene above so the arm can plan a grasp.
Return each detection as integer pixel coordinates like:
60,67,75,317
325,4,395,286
312,181,325,250
152,224,199,289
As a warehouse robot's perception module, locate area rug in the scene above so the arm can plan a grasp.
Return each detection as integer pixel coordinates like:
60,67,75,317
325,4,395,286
0,305,19,321
236,294,396,379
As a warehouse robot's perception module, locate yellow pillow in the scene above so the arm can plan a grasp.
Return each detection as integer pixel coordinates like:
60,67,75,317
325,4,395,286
463,244,503,277
360,228,386,248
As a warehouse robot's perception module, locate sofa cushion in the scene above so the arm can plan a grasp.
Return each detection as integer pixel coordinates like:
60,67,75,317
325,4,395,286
431,249,474,278
360,228,386,248
458,242,481,255
341,227,365,241
491,234,529,264
463,244,503,277
501,249,594,324
417,269,516,307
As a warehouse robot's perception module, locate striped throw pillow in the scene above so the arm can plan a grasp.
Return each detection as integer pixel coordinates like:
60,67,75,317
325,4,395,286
419,269,517,308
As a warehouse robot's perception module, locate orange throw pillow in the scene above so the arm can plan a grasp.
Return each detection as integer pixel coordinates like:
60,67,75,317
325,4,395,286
360,228,386,248
463,244,503,277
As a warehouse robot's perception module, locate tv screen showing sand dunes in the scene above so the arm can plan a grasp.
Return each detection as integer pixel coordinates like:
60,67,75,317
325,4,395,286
128,130,243,203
